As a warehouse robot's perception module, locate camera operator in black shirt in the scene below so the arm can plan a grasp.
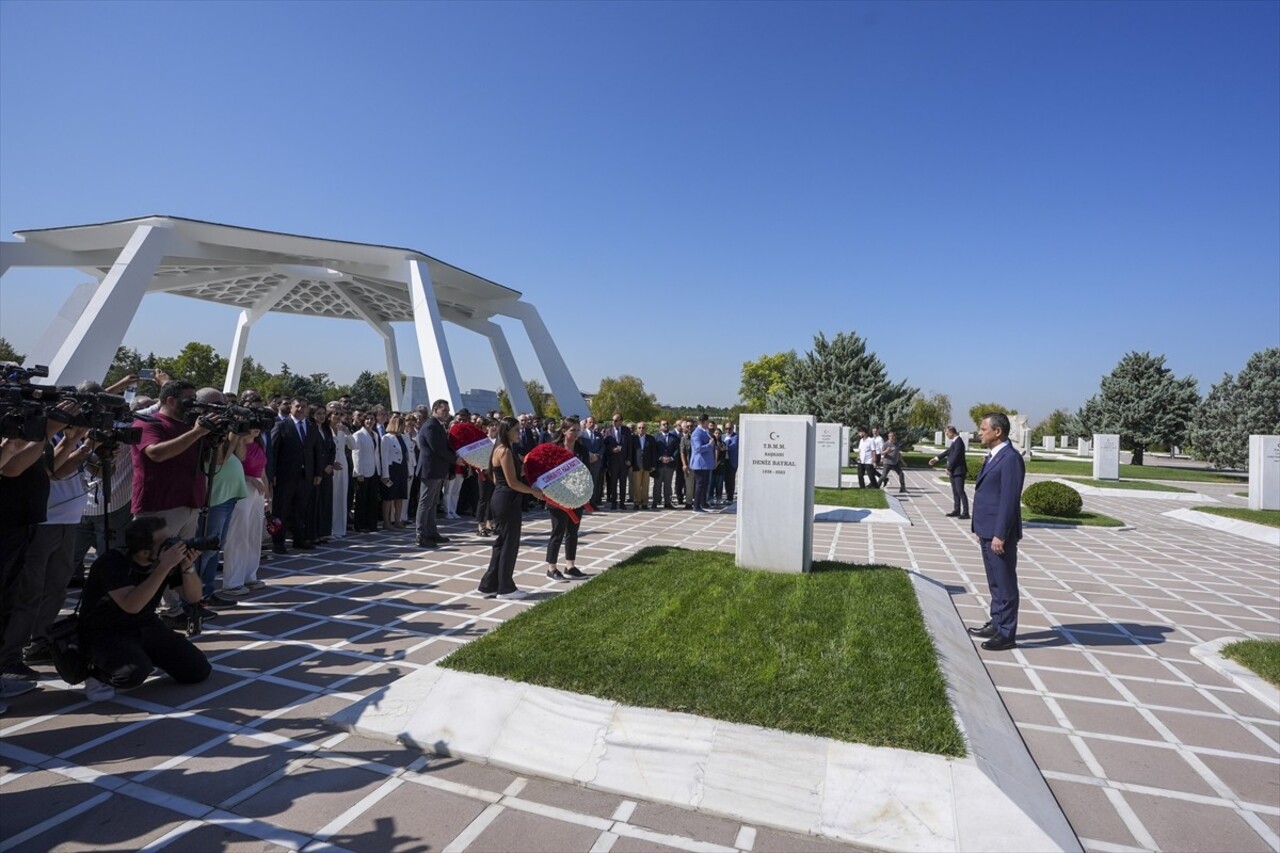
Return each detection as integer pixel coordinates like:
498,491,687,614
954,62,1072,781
78,516,212,702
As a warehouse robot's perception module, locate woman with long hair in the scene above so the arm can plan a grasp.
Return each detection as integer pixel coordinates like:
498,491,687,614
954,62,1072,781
475,417,498,537
222,425,269,596
312,405,336,543
379,413,409,529
330,403,355,538
478,416,543,599
544,417,589,581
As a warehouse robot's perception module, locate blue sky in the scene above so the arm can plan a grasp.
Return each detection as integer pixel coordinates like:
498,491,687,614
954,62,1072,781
1,0,1277,423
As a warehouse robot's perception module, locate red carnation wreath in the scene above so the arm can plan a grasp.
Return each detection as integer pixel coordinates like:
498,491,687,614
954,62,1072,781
448,421,492,469
523,443,595,523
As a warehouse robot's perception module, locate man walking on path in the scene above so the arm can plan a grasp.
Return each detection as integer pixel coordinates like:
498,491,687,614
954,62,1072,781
929,425,969,518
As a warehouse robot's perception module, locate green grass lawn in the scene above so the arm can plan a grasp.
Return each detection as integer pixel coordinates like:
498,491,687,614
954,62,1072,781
1065,477,1191,493
1022,508,1126,527
1192,506,1280,529
814,487,888,509
1222,639,1280,686
442,547,965,756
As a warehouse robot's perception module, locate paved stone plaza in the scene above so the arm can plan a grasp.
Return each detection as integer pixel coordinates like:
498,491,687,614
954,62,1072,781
1,469,1276,852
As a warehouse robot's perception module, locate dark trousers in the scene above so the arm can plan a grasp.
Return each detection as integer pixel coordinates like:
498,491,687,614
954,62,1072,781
353,477,381,531
949,475,969,515
979,538,1019,640
693,469,710,510
1,524,75,664
313,475,334,539
606,465,629,507
85,617,211,689
274,474,313,546
546,506,580,565
653,464,676,507
857,463,880,489
477,478,494,526
74,505,133,578
479,487,522,594
724,466,737,503
881,463,906,491
674,466,686,503
406,475,421,519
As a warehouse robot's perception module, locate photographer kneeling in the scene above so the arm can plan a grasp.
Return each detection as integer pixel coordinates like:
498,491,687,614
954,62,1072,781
78,516,212,702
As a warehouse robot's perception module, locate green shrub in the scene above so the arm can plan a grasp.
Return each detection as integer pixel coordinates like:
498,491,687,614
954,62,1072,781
1022,481,1082,517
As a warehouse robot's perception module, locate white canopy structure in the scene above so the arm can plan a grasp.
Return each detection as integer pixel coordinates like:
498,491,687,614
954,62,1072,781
0,215,585,414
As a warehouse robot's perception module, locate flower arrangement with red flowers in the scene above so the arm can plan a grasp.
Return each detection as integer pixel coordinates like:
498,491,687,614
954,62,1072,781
523,443,595,523
448,421,492,470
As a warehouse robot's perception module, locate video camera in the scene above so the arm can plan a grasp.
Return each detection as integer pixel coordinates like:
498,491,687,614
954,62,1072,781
180,399,276,438
0,363,144,445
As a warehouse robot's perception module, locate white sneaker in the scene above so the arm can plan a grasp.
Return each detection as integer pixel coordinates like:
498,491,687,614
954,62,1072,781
84,676,115,702
498,590,531,600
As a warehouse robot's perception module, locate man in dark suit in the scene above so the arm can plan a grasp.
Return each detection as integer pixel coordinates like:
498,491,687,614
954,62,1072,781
270,397,322,554
968,413,1025,651
415,399,456,546
652,418,681,509
928,425,970,518
603,413,631,510
580,416,605,510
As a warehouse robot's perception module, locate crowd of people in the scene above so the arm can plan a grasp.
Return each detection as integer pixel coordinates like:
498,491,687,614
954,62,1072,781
0,365,745,712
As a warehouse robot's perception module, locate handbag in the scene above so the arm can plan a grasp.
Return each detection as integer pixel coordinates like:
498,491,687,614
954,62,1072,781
47,604,89,685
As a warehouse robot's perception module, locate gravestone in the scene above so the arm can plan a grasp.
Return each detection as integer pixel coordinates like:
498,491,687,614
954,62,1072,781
1042,436,1056,451
1060,434,1070,449
1077,438,1091,456
736,414,815,574
840,426,852,474
1093,434,1120,480
1248,435,1280,511
814,422,843,489
935,430,944,445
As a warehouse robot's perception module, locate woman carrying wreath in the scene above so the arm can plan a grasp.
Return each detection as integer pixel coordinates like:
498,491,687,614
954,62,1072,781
478,416,543,600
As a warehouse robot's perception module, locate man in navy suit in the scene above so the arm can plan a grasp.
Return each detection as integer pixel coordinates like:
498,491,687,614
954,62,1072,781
928,425,969,518
415,399,457,547
603,413,631,510
969,413,1025,651
270,397,323,554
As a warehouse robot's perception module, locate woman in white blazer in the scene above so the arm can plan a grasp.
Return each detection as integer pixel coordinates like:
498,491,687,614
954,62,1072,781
352,415,381,532
379,414,410,529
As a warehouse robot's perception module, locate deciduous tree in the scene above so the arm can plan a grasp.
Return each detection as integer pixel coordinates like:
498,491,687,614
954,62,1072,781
907,392,952,432
968,402,1016,430
590,375,659,423
739,351,797,412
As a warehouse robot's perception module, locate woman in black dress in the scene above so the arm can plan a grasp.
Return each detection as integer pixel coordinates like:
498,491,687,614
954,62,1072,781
478,416,543,599
311,406,336,542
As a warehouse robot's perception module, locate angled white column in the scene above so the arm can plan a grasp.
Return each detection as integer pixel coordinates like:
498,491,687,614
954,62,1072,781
406,260,462,410
45,224,172,385
26,281,98,369
223,277,297,393
382,324,403,411
450,315,533,414
497,301,586,417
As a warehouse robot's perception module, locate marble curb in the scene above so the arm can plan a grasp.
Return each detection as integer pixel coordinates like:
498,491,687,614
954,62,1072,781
327,575,1079,852
1024,521,1136,532
1161,508,1280,546
1053,479,1218,503
1190,638,1280,714
813,503,911,526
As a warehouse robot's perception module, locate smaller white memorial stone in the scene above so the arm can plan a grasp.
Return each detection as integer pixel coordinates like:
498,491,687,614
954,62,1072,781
1060,434,1070,449
934,430,944,445
1248,435,1280,511
814,422,843,489
1042,436,1056,451
737,414,815,574
840,426,851,473
1093,434,1120,480
1077,438,1091,456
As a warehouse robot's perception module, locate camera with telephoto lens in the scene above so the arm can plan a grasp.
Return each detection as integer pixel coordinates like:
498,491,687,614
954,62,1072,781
163,534,221,552
0,364,55,439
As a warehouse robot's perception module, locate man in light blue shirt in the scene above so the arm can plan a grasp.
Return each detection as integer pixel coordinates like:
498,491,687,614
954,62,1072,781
689,414,715,512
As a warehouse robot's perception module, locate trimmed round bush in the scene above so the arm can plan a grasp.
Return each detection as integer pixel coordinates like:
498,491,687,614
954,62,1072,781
1022,481,1083,517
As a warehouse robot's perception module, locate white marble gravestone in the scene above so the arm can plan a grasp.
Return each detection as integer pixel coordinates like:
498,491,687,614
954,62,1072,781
840,426,851,474
1077,438,1092,456
1248,435,1280,511
1042,436,1056,451
1093,434,1120,480
1060,434,1070,449
814,422,843,489
935,430,944,445
736,414,815,574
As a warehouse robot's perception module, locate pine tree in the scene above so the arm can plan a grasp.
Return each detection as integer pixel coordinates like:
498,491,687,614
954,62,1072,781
1188,347,1280,469
1077,352,1199,465
768,331,918,431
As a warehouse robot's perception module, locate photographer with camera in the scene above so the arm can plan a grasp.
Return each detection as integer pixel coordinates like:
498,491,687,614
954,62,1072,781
78,516,212,702
131,379,212,538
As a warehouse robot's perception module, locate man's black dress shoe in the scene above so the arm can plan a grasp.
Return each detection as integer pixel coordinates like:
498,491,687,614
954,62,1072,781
959,513,970,519
431,535,451,544
945,511,960,517
294,542,315,550
966,622,997,638
982,635,1017,651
